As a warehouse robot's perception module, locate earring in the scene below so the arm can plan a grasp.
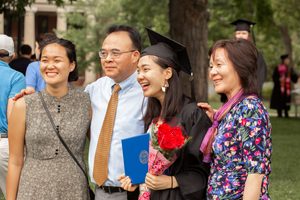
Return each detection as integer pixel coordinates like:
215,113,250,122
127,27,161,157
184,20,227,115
161,81,169,93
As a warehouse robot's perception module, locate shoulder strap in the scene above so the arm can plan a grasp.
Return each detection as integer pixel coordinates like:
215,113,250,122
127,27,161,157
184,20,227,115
38,92,90,181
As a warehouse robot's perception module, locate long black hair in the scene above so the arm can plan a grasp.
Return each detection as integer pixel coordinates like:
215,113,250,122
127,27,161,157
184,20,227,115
143,55,184,130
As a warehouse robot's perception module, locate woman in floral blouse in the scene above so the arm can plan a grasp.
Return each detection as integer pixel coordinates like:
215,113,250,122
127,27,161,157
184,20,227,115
199,39,272,200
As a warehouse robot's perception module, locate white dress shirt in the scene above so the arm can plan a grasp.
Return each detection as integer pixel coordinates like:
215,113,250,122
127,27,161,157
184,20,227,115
85,72,146,186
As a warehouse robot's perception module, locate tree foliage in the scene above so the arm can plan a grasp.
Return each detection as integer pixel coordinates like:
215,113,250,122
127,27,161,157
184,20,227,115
118,0,169,43
62,0,168,75
0,0,75,15
208,0,300,81
61,0,123,75
270,0,300,66
169,0,209,101
0,0,35,15
61,0,299,87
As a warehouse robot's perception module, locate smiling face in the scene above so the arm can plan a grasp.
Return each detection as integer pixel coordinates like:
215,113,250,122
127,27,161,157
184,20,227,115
137,55,172,103
100,31,140,83
40,43,75,87
235,30,250,40
209,48,242,99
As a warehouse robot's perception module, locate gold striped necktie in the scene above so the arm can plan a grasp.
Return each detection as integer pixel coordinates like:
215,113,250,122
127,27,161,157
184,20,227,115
93,84,121,186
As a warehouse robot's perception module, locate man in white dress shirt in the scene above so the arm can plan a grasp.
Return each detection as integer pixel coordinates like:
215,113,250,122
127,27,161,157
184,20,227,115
85,25,146,200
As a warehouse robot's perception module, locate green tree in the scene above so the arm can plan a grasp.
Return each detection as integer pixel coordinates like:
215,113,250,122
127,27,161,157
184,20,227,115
66,0,211,101
208,0,300,79
118,0,169,44
62,0,124,76
0,0,74,55
64,0,300,100
271,0,300,68
63,0,169,77
0,0,74,14
208,0,279,79
169,0,209,101
121,0,210,101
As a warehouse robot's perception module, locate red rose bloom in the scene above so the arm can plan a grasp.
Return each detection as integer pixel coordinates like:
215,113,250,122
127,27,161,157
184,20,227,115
157,123,185,150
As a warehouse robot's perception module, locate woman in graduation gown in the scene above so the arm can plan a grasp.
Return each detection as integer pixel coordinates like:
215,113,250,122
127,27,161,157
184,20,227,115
270,54,298,118
119,28,211,200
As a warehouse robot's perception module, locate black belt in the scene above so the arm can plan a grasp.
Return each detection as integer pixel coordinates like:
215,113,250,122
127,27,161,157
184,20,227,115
0,134,8,138
99,186,125,194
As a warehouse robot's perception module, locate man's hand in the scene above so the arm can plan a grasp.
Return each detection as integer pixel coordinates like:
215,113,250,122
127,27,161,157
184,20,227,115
13,88,35,101
118,174,138,192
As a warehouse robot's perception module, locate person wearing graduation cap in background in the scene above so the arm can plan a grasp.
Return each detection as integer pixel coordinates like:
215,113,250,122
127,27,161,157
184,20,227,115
231,19,268,98
270,54,298,117
118,28,212,200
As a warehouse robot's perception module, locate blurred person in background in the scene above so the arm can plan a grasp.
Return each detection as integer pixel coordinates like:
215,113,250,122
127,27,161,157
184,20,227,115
9,44,32,76
270,54,298,118
231,19,267,97
0,34,25,198
25,33,57,93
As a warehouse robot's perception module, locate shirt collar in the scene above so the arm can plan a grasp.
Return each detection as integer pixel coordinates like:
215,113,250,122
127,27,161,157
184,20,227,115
109,72,138,92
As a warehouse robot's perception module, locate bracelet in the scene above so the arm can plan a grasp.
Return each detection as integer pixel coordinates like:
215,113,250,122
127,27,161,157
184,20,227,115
170,176,173,189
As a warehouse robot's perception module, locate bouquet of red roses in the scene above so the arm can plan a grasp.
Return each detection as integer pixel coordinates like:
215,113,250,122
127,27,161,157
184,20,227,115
139,121,189,200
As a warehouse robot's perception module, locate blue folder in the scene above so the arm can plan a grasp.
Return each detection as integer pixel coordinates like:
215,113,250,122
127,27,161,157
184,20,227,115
121,133,150,184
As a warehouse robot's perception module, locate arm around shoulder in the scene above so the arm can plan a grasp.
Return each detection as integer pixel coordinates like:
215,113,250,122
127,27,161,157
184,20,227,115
6,98,26,200
175,103,211,199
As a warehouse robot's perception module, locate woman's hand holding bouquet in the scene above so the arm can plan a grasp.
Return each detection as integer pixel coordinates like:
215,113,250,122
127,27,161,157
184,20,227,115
138,122,190,200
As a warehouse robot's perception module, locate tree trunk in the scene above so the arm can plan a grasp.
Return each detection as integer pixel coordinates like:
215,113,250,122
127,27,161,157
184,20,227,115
279,25,294,67
169,0,209,102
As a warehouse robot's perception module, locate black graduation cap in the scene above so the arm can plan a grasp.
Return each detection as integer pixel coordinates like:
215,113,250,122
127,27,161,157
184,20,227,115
280,54,289,60
141,28,192,75
231,19,256,32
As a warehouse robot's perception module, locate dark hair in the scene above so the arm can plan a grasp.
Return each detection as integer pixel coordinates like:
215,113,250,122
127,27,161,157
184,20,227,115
40,38,78,82
143,56,184,130
20,44,32,55
37,32,58,47
209,39,258,95
280,54,289,64
106,25,142,52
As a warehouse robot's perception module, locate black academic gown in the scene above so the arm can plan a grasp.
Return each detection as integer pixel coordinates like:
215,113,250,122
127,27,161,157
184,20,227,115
270,66,298,110
150,103,212,200
257,51,267,96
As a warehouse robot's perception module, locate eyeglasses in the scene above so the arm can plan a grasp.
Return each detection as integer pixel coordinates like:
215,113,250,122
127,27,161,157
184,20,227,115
98,49,136,59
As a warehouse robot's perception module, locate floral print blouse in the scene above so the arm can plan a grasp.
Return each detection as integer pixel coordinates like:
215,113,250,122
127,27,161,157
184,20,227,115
207,96,272,200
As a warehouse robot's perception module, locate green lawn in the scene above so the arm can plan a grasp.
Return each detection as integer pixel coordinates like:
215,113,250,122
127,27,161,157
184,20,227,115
1,117,299,199
269,117,300,199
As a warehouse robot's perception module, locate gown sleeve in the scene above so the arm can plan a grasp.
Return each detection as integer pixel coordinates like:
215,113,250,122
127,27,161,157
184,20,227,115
174,103,212,200
291,67,299,83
